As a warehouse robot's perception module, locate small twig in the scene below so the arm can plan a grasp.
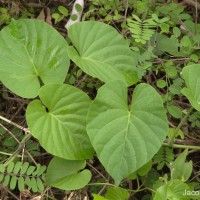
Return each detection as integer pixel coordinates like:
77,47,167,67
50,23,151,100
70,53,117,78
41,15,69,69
0,123,20,143
87,162,109,181
152,57,191,64
0,115,29,133
4,96,29,103
68,192,75,200
10,102,26,121
165,138,200,146
19,0,44,8
98,184,108,195
179,16,194,36
2,187,20,200
124,0,129,21
182,0,200,10
173,100,191,108
25,150,37,165
0,151,27,157
40,186,52,200
87,182,115,187
98,176,110,195
75,74,88,87
4,133,32,166
194,0,198,35
0,124,37,164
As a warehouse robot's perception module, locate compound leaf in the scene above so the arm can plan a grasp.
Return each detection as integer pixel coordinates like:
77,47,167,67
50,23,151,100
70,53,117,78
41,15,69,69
26,84,94,160
87,80,168,185
68,21,139,86
0,19,69,98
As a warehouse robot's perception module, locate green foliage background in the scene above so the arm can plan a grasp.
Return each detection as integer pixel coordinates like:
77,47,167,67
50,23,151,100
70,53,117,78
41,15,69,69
0,0,199,199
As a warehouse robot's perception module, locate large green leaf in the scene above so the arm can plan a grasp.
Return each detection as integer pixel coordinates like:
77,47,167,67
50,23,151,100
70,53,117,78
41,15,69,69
182,64,200,111
67,21,139,86
0,19,69,98
87,80,168,185
26,84,94,160
46,157,91,190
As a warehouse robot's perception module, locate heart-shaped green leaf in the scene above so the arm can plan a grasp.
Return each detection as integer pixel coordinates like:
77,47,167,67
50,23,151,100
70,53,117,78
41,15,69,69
0,19,69,98
87,80,168,185
67,21,139,86
26,84,94,160
46,157,91,190
181,64,200,111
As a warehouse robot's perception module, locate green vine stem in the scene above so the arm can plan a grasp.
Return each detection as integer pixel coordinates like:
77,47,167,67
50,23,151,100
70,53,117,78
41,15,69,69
87,183,155,193
168,107,193,146
163,142,200,150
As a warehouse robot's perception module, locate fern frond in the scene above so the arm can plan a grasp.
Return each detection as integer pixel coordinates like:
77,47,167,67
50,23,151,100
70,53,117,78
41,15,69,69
0,161,46,192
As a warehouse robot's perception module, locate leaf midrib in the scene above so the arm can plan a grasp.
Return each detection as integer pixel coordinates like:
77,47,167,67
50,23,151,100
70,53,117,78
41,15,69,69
118,111,131,180
23,44,39,76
